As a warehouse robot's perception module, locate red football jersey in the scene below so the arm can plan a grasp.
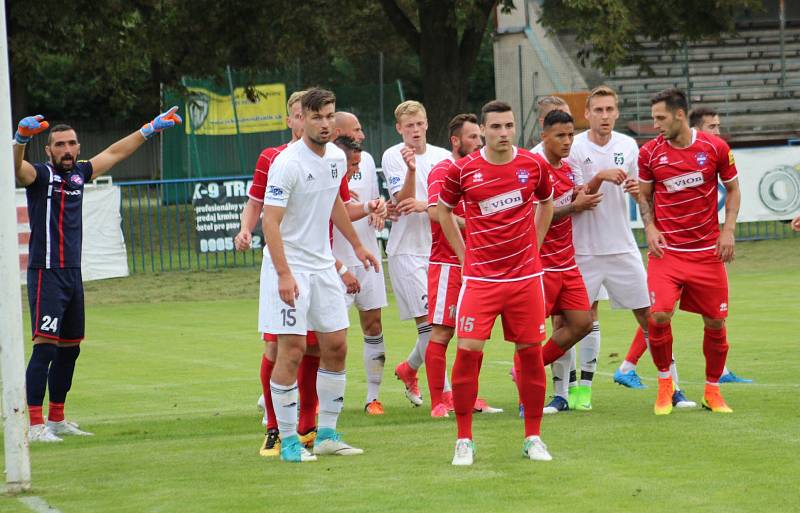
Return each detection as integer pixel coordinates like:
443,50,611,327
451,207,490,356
329,176,352,247
248,143,289,201
439,147,554,281
538,155,577,271
638,130,738,252
428,156,463,266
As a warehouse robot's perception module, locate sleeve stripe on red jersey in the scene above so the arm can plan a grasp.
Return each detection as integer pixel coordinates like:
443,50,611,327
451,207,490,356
721,174,738,183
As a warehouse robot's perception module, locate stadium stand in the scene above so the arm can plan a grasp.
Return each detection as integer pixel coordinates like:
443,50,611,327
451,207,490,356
494,1,800,145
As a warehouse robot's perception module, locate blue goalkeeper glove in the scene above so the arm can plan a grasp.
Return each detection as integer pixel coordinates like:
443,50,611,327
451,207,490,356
140,106,182,139
15,115,49,144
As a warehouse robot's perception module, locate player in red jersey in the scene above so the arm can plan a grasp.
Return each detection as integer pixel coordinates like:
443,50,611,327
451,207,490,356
425,113,501,417
512,110,596,413
438,100,555,465
638,88,741,415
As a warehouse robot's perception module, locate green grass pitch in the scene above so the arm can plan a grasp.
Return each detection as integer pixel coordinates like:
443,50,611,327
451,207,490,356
2,238,799,512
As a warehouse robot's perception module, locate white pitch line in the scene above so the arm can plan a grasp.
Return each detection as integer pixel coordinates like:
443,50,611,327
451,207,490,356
18,496,64,513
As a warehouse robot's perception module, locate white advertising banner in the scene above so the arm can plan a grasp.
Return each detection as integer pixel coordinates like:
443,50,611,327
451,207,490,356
16,183,129,283
628,145,800,227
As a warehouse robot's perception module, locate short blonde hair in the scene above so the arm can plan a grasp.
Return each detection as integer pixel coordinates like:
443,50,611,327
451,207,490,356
586,85,618,108
287,90,307,113
536,95,568,120
394,100,427,123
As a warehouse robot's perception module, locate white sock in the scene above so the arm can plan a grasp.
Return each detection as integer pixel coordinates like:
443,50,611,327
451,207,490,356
551,348,574,399
721,365,730,376
669,355,680,389
619,360,636,374
364,334,385,403
269,380,298,440
443,371,452,393
406,322,432,370
579,321,601,386
317,368,346,432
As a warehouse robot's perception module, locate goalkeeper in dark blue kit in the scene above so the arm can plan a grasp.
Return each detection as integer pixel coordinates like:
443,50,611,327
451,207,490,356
13,107,182,442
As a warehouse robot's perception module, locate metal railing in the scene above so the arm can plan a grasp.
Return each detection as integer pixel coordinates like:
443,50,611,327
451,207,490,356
117,175,799,274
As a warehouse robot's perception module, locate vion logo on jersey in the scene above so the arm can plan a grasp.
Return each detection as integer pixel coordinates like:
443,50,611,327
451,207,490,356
663,171,704,192
554,190,573,208
478,190,523,215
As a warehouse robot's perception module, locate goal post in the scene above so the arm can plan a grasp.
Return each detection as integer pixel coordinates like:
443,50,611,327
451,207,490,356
0,1,32,494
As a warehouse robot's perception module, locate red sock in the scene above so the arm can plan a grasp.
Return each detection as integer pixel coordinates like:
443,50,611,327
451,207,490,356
260,355,277,430
625,327,648,365
512,351,523,397
647,319,673,373
517,344,546,437
48,402,65,422
541,338,566,366
425,340,448,407
297,354,320,435
451,348,482,440
29,405,44,426
703,326,729,384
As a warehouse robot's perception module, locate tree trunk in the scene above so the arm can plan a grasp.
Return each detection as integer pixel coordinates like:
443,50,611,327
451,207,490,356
417,0,494,146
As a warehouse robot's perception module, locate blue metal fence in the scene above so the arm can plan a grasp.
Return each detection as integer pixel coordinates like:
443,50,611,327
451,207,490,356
118,176,798,274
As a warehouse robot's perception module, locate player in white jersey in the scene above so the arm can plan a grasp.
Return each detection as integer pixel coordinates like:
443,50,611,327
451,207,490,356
332,112,391,414
381,101,451,406
569,86,695,410
262,88,380,463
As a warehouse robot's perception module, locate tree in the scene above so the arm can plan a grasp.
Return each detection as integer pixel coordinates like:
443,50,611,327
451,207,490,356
376,0,515,144
538,0,764,74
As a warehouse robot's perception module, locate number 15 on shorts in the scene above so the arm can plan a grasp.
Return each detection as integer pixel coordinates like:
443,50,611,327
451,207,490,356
459,316,475,333
281,308,297,327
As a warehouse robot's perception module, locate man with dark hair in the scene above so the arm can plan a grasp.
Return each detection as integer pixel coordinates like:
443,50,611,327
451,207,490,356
13,107,182,442
689,106,721,135
262,88,380,462
438,100,555,465
638,88,741,415
511,110,597,413
425,113,500,417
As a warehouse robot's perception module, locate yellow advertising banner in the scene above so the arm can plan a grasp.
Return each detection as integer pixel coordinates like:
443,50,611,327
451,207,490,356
185,84,286,135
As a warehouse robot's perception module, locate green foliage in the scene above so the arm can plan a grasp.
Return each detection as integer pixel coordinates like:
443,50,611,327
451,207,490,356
539,0,765,74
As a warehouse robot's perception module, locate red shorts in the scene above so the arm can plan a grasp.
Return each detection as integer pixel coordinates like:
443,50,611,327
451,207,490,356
262,331,318,345
428,263,462,328
455,276,547,344
543,267,591,316
647,250,729,319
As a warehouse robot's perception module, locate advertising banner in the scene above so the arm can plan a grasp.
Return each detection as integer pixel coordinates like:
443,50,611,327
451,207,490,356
192,179,263,253
185,84,287,135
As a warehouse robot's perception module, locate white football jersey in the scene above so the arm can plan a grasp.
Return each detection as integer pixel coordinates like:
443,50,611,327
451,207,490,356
569,130,639,255
264,139,347,271
381,142,450,257
333,151,382,267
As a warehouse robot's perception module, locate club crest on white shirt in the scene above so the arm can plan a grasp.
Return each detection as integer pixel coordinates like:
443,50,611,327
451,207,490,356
330,162,339,179
663,171,704,193
613,152,624,165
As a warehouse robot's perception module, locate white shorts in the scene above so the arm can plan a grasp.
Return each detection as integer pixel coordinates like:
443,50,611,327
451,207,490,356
259,260,350,335
345,265,388,312
388,254,429,321
575,251,650,310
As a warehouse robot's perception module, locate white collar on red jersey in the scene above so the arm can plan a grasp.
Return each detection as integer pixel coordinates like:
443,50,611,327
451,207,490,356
480,145,518,162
